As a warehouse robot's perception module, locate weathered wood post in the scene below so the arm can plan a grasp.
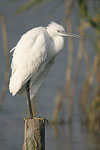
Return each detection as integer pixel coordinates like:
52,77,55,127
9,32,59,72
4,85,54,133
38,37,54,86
23,117,46,150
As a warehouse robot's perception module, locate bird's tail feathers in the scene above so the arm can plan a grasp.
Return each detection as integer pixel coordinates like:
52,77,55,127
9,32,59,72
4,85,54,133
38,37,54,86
9,76,22,96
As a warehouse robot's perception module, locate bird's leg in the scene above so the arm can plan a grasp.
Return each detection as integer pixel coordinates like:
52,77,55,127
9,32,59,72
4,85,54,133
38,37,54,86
26,80,33,118
26,80,48,123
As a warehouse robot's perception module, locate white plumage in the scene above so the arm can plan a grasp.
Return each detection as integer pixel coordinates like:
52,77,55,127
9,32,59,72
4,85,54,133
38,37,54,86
9,21,80,100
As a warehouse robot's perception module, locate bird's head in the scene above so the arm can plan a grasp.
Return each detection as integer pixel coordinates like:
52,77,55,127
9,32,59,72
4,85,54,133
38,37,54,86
47,21,81,38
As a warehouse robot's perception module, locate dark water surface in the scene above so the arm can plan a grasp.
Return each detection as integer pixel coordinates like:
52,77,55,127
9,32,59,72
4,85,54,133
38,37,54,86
0,0,100,149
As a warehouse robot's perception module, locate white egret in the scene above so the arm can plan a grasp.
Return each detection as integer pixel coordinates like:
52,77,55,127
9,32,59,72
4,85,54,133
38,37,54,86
9,22,80,118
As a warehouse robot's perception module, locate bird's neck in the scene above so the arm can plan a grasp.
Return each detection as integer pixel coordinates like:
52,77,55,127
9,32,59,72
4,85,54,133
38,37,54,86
53,36,64,54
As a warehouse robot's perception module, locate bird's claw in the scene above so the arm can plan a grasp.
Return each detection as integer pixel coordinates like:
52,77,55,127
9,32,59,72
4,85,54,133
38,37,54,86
29,115,49,124
44,118,49,124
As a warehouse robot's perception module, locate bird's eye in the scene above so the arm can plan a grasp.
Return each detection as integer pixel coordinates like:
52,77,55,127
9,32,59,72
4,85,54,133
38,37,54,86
57,30,60,32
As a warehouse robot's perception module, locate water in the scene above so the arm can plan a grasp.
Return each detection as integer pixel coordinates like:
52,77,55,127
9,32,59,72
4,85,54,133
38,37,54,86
0,0,100,149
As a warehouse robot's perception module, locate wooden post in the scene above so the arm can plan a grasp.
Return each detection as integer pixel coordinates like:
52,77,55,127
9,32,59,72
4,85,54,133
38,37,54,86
23,117,45,150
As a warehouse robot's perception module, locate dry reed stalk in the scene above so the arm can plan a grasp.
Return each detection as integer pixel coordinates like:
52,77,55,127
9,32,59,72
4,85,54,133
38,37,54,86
65,0,74,93
65,0,77,120
52,89,63,123
79,55,99,109
68,23,85,117
0,13,10,106
93,30,100,100
52,0,75,123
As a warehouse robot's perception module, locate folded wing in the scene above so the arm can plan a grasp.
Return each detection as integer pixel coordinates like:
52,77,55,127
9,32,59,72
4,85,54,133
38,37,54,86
9,29,48,96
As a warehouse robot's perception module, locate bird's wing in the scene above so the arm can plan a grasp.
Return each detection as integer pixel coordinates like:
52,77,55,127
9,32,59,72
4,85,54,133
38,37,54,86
10,46,16,53
30,62,53,99
9,31,49,95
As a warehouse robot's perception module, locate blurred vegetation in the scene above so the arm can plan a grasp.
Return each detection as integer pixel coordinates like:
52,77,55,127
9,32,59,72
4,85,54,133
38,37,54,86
1,0,100,133
52,0,100,133
77,0,100,132
15,0,47,14
0,13,10,106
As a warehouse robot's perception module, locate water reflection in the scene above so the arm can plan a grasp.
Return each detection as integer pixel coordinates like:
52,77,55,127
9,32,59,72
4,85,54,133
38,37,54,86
46,122,100,150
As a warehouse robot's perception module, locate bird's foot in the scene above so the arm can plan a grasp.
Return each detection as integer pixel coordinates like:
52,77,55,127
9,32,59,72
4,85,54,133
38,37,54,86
29,115,49,124
29,114,33,119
